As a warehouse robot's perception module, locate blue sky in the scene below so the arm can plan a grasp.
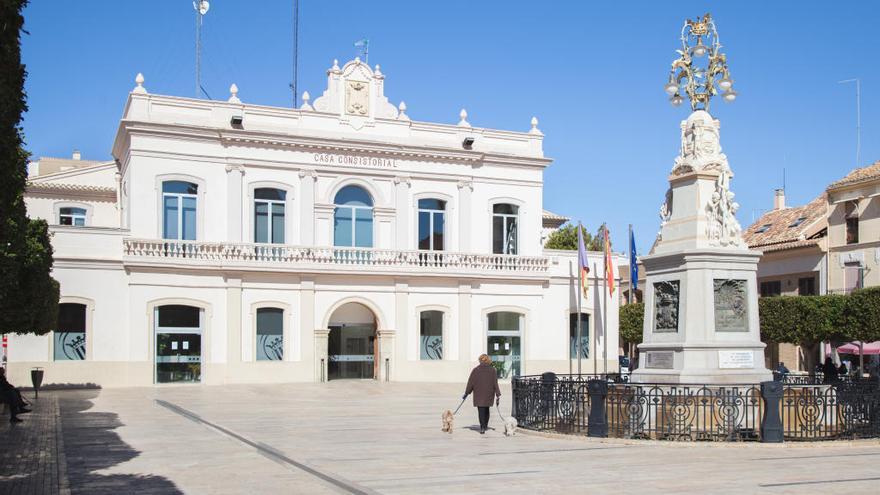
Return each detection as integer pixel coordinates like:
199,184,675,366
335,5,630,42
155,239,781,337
21,1,879,254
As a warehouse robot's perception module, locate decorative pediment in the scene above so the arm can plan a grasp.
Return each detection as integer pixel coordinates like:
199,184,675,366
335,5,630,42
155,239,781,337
311,57,400,126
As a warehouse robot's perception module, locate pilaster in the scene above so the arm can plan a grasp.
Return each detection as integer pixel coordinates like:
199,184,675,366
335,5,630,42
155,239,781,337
225,274,242,374
298,169,317,245
314,329,330,383
457,180,473,252
377,329,396,381
225,164,245,242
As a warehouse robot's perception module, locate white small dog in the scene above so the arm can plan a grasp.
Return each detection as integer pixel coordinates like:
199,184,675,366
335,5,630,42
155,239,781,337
503,416,518,436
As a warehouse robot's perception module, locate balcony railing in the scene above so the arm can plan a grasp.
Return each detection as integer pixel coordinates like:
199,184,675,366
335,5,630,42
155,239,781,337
122,238,550,275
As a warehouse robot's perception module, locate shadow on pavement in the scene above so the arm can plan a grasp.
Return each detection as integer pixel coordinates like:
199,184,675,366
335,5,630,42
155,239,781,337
61,390,183,495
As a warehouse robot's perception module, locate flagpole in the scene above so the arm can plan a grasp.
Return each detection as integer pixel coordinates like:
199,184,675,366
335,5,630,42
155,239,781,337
627,224,633,305
603,223,609,375
576,222,583,377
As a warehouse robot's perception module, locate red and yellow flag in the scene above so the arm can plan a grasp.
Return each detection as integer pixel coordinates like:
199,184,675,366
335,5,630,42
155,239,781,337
604,226,614,295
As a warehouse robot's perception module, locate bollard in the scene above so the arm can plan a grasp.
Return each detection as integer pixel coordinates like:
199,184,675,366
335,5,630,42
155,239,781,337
320,358,325,383
587,379,608,438
385,358,390,382
760,380,784,443
31,367,44,400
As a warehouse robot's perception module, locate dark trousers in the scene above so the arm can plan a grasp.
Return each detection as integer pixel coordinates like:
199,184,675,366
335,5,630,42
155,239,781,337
477,406,490,430
2,387,24,418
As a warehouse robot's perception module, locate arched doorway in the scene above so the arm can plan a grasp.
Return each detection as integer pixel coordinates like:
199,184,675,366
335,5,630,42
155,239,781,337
327,302,377,380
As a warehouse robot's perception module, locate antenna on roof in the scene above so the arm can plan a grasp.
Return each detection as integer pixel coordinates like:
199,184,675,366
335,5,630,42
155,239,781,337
194,1,210,98
838,78,861,168
289,0,300,108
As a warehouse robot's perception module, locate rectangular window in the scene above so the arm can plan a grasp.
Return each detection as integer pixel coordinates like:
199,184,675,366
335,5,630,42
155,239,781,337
760,281,781,297
845,201,859,245
569,313,590,359
419,310,443,360
798,277,816,296
59,207,87,226
844,263,863,294
256,308,284,361
55,303,86,361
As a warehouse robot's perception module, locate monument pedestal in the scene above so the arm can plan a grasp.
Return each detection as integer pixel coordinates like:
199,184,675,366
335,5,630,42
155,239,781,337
631,248,771,385
632,110,771,385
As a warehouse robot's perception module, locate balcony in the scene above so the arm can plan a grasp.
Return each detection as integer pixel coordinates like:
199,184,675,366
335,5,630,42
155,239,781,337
122,238,550,279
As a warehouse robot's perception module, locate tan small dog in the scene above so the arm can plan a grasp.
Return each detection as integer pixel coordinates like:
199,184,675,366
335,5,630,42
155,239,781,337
441,409,454,433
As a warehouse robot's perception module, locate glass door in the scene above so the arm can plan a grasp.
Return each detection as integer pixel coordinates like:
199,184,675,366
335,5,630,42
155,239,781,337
487,311,523,379
328,324,375,379
155,305,203,383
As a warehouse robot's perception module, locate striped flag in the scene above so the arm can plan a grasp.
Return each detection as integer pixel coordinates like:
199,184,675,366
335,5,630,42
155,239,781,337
604,225,614,295
577,224,590,297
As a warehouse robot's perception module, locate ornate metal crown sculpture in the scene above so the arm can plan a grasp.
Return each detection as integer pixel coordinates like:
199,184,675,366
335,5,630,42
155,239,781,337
664,13,737,112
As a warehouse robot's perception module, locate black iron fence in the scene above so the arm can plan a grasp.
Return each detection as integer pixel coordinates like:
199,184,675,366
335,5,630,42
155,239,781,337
512,374,880,442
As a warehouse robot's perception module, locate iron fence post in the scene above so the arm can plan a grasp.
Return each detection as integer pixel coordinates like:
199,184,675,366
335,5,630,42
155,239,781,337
587,379,608,438
760,380,784,443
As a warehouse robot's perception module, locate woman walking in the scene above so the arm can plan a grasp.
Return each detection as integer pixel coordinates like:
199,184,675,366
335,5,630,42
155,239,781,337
462,354,501,434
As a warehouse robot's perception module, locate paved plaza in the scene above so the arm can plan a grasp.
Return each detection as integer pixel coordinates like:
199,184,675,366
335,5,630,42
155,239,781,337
2,382,880,494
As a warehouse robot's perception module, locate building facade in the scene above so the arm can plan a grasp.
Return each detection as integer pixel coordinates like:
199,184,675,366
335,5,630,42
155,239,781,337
6,59,621,387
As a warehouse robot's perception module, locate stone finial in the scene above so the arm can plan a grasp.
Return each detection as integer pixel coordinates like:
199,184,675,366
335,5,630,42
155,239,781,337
458,108,471,127
529,116,542,135
228,83,241,103
300,91,314,111
397,101,409,121
329,59,341,74
354,56,361,64
133,72,147,94
374,64,382,76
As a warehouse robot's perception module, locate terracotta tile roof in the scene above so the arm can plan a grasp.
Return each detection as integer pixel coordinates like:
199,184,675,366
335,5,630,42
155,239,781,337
827,161,880,190
743,193,826,251
542,209,569,227
26,182,117,201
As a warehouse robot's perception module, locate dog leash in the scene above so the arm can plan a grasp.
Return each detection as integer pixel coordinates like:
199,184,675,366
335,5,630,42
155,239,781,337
452,397,466,415
495,404,508,423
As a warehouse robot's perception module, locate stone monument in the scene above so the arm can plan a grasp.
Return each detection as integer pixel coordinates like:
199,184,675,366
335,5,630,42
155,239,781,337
631,13,772,384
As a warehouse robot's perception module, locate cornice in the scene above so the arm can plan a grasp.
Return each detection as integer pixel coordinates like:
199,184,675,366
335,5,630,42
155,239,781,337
115,120,551,170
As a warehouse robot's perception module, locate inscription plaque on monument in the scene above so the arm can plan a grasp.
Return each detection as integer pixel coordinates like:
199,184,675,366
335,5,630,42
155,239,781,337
646,351,674,369
714,279,748,332
653,280,680,333
718,350,754,369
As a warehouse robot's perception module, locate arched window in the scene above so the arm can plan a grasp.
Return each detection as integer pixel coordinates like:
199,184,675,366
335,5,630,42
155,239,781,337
492,204,518,255
487,311,522,378
256,307,284,361
334,185,373,247
254,188,286,244
59,207,87,226
162,181,198,240
419,310,443,360
55,303,87,361
418,199,446,251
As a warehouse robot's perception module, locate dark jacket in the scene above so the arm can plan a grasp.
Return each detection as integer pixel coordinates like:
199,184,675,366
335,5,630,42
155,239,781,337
465,362,501,407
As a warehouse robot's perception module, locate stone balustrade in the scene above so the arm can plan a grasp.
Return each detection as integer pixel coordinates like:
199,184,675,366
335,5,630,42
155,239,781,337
122,238,550,276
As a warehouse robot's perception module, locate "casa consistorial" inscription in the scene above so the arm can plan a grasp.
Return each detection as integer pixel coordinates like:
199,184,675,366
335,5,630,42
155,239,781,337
313,153,397,169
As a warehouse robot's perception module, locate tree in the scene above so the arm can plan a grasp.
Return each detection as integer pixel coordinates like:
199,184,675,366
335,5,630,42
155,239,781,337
0,0,59,335
619,302,644,345
845,287,880,344
544,223,607,251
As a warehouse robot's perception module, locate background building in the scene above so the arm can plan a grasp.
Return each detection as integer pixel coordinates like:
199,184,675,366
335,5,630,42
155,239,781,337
6,59,621,387
744,160,880,371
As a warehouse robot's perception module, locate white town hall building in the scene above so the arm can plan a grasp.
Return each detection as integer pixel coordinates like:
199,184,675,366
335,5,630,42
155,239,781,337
6,58,621,387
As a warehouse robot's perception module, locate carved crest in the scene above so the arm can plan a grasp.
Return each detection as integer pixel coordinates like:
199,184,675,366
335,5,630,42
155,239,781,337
345,80,369,116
